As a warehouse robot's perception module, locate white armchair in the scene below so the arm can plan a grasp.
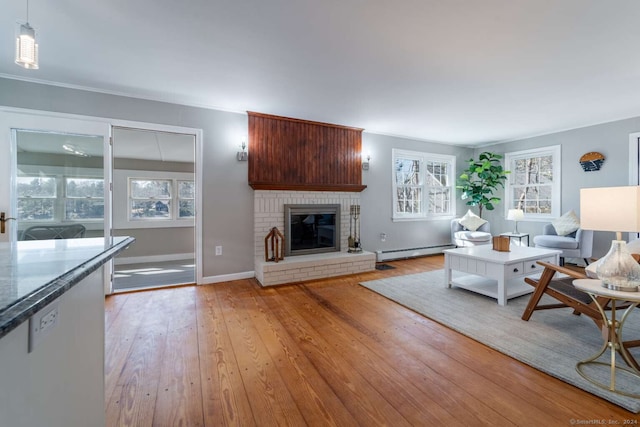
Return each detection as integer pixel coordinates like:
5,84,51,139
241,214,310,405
451,218,492,247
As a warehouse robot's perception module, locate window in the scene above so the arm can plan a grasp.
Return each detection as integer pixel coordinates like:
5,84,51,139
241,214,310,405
18,174,104,222
177,180,195,218
128,178,196,220
392,149,455,220
65,178,104,220
17,176,57,221
504,145,561,219
129,179,172,219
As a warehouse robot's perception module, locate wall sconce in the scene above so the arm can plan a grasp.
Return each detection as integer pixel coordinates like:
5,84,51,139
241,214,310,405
362,153,371,170
237,141,248,161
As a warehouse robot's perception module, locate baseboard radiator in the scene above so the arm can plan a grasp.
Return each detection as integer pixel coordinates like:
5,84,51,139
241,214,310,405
375,244,454,262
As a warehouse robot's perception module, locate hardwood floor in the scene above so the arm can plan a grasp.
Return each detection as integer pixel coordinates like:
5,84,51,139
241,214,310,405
105,255,636,426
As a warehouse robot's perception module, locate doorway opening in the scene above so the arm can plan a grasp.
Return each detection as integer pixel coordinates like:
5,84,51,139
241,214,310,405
111,127,196,292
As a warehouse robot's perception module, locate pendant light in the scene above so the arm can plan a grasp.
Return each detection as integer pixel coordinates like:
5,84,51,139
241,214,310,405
15,0,39,70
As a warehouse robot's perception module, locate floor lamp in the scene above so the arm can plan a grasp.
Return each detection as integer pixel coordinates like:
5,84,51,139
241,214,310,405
580,186,640,291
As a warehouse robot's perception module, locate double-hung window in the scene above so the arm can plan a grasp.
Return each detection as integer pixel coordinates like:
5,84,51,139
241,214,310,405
392,149,455,220
17,176,57,221
65,178,104,220
177,180,195,219
128,178,195,221
129,179,172,220
504,145,561,219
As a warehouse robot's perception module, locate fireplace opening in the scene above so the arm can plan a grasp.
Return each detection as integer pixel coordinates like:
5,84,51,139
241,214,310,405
284,204,340,256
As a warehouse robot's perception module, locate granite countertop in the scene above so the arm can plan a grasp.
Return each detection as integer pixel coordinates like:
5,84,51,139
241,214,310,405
0,236,135,339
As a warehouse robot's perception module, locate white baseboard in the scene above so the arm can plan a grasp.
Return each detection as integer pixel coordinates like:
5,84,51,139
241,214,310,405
201,271,255,284
376,244,453,262
115,253,195,265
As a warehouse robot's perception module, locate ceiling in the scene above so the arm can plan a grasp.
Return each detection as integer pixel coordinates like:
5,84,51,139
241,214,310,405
2,0,640,146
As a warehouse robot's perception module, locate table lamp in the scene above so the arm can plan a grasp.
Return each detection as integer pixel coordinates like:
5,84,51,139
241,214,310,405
507,209,524,234
580,186,640,292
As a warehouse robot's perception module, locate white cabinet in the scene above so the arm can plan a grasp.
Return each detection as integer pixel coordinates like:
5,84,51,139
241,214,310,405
0,268,105,427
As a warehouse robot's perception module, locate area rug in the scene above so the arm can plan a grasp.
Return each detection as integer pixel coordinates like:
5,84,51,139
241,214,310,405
359,270,640,412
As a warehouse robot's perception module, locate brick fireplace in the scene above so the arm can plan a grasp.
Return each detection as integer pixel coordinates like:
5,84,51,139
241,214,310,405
254,190,375,286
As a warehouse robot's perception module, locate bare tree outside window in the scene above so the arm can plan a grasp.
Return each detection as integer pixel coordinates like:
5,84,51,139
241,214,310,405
505,146,561,219
178,180,195,218
17,176,56,221
65,178,104,220
395,158,422,214
392,149,455,220
130,179,172,219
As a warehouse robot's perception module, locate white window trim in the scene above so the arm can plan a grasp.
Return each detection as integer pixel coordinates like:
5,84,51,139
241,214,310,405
504,145,561,220
391,149,456,222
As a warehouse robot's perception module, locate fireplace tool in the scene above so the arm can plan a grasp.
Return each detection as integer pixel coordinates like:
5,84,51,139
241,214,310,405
348,205,362,253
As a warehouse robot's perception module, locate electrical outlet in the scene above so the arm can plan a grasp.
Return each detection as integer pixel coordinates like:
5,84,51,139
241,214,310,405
380,233,387,242
215,246,222,256
29,300,60,353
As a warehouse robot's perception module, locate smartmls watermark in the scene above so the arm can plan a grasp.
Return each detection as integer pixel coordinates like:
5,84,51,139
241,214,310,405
569,419,639,425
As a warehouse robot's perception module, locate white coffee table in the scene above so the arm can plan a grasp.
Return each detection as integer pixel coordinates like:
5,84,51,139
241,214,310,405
443,245,561,305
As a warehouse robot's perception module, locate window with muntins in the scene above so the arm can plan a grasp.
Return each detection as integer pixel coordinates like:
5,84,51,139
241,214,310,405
392,149,455,220
17,176,57,221
177,180,195,218
129,178,196,221
504,145,561,219
129,179,172,220
18,175,104,222
65,178,104,220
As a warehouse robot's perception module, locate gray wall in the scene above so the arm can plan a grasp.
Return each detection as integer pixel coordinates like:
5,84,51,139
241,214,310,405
113,228,195,258
3,76,639,274
0,77,252,278
361,132,473,253
479,118,640,259
113,158,194,259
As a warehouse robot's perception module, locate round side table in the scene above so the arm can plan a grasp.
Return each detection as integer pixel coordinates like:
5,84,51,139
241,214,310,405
572,279,640,397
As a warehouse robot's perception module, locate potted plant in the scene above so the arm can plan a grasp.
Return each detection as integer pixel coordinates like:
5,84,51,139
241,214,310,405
457,152,510,218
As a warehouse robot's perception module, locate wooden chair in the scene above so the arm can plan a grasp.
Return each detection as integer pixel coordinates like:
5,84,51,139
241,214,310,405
521,261,639,370
521,262,604,325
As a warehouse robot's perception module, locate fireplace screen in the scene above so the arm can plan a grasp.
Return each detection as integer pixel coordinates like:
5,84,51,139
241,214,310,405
284,204,340,256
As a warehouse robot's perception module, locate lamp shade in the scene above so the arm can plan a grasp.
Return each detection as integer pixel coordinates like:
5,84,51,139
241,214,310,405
507,209,524,221
580,186,640,291
580,186,640,233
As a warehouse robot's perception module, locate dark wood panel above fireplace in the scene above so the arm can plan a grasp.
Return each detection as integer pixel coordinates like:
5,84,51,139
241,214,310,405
247,112,367,192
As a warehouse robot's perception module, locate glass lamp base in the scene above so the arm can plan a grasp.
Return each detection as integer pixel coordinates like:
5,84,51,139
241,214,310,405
602,282,639,292
596,240,640,292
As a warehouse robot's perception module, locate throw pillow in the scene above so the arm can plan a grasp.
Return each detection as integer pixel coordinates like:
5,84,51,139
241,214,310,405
552,210,580,236
458,209,487,231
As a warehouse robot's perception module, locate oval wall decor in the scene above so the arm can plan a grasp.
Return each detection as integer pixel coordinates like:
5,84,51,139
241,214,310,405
579,152,605,172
